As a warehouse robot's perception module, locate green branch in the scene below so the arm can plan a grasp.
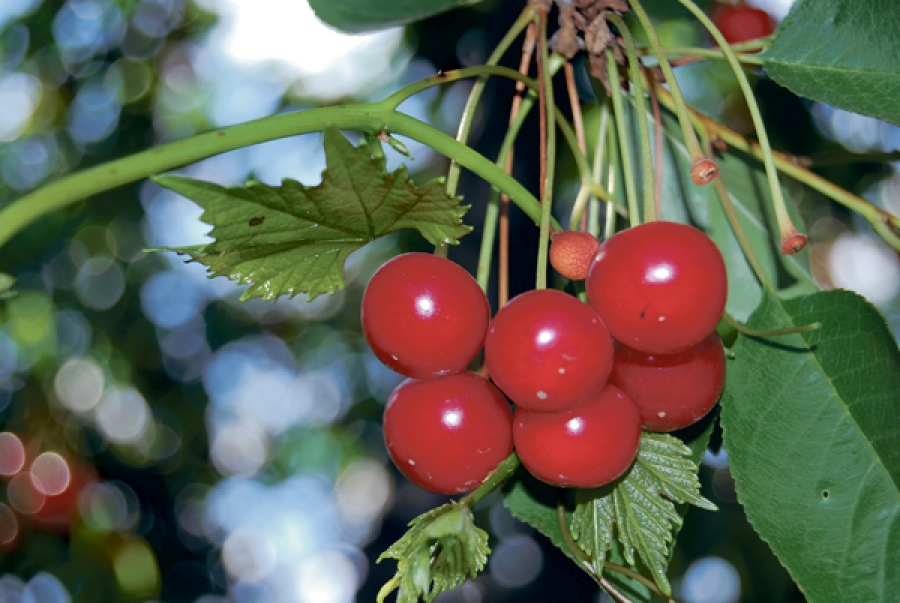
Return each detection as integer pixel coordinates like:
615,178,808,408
0,105,547,251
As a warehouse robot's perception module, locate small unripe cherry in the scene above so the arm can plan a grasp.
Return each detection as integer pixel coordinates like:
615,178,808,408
549,231,601,280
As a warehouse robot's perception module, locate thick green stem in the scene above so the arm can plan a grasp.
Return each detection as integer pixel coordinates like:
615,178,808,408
607,51,640,227
0,106,547,251
460,452,520,508
607,12,655,223
381,65,535,112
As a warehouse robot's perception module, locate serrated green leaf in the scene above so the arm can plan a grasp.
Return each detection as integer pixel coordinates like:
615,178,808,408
309,0,484,33
155,130,470,302
720,289,900,603
762,0,900,126
570,433,716,596
378,503,490,603
503,422,714,603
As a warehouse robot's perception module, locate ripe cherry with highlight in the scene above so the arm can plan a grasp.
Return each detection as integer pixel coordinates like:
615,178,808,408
383,372,513,495
610,332,726,432
513,385,641,488
362,253,490,379
484,289,614,412
586,221,727,355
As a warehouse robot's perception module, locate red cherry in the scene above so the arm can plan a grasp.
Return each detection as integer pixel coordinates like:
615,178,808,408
549,231,601,280
362,253,490,379
609,332,726,432
513,385,641,488
711,3,775,46
383,372,513,494
484,289,614,412
586,221,727,354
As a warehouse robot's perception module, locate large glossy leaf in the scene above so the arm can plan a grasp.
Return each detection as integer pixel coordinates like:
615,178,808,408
720,289,900,602
309,0,484,33
762,0,900,126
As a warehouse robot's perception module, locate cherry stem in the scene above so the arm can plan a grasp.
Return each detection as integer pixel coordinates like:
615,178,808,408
460,453,520,508
723,312,821,338
563,61,589,231
648,82,900,252
444,6,537,197
606,50,641,228
673,0,802,247
628,0,712,177
502,22,537,307
646,67,664,219
604,109,622,241
606,12,656,223
535,6,556,291
582,100,612,237
703,135,773,290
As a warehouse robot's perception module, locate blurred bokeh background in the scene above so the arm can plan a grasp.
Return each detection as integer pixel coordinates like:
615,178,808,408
0,0,897,602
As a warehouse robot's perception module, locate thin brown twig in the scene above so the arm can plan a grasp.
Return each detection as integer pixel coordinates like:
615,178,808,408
499,23,537,308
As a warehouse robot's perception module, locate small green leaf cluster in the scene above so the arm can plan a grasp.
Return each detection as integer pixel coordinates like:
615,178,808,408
377,503,490,603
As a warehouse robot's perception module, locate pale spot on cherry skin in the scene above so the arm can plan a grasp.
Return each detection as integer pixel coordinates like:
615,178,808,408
558,368,565,374
536,391,548,400
658,411,666,418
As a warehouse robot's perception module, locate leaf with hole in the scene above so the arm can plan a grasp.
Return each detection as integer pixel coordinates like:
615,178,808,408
720,288,900,603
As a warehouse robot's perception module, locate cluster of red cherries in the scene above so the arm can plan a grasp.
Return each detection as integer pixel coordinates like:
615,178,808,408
362,221,727,495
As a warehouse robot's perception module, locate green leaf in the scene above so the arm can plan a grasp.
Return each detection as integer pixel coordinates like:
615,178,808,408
762,0,900,126
720,289,900,603
309,0,484,33
377,503,490,603
570,433,716,596
503,422,714,602
155,130,471,301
